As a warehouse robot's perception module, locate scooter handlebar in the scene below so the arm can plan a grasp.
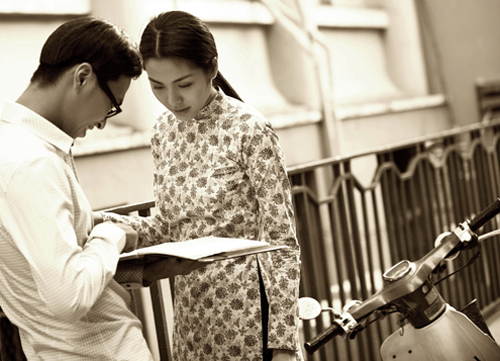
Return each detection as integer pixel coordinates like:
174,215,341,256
469,198,500,232
304,322,345,355
303,198,500,354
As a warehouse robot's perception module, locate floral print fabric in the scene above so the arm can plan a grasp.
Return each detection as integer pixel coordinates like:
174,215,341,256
107,90,302,360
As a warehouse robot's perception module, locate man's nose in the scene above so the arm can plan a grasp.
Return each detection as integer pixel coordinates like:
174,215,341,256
96,119,107,130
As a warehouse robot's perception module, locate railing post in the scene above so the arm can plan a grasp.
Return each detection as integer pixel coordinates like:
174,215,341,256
149,281,172,361
136,207,173,361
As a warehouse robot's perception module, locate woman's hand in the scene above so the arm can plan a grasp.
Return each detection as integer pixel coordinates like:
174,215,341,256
113,223,139,254
272,349,296,361
92,211,104,226
143,257,205,285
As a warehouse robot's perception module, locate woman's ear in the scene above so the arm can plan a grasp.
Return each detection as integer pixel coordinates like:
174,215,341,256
210,57,219,80
74,62,93,89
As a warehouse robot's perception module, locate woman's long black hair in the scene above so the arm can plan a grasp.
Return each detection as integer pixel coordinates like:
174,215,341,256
139,10,242,102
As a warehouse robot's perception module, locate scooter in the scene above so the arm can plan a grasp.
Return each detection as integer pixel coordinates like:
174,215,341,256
299,198,500,360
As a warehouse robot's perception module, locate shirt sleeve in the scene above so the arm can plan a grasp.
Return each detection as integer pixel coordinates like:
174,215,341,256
2,157,126,323
242,119,302,351
114,263,147,289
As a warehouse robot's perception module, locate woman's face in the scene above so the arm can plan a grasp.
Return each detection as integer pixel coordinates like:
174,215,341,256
144,57,217,121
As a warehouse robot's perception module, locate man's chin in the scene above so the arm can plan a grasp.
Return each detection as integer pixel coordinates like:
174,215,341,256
75,128,88,139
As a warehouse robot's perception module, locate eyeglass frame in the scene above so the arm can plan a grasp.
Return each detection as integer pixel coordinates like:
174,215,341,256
95,73,122,119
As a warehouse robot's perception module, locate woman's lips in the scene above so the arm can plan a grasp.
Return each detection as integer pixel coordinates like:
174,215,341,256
173,107,189,116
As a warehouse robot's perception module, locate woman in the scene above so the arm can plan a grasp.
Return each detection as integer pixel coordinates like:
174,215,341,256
104,10,302,361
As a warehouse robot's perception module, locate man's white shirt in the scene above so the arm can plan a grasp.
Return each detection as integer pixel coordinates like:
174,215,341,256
0,101,153,360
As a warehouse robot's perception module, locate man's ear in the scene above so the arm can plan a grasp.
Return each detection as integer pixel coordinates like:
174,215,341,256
74,62,94,89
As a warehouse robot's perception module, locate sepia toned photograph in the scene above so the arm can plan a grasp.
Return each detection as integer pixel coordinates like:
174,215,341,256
1,1,500,360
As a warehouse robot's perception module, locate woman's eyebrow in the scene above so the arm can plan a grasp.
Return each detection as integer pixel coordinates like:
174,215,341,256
173,74,193,83
148,74,193,85
148,77,163,84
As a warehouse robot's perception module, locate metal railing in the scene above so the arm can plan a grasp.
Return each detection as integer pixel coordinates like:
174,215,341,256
3,120,500,360
98,118,500,361
289,118,500,360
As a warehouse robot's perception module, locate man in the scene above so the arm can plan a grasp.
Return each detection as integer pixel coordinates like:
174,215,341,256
0,16,197,360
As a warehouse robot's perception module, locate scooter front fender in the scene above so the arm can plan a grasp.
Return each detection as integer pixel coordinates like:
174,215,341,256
380,304,500,361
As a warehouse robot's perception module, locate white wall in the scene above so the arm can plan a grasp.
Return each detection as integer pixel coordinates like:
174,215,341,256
422,0,500,125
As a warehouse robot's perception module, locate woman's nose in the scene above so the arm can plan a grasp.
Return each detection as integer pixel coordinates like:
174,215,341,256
168,88,182,105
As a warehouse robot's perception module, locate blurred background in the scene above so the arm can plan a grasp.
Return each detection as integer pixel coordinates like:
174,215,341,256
2,0,500,210
2,1,500,360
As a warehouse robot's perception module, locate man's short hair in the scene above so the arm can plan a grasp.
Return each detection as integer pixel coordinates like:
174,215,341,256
31,16,142,86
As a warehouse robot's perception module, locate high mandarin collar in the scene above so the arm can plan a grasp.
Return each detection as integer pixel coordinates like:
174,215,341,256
193,88,225,122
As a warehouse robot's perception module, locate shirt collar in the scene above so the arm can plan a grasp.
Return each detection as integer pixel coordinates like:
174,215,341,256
194,88,225,121
1,100,74,155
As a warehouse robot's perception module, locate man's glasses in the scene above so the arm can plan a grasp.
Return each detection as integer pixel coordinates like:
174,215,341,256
95,74,122,119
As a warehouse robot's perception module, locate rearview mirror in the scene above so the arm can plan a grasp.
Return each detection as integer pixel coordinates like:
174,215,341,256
298,297,322,320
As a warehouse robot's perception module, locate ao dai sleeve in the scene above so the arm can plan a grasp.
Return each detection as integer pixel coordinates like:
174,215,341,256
101,212,170,249
242,117,302,352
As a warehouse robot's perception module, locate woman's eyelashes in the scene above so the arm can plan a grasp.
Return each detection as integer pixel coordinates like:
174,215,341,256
151,83,191,89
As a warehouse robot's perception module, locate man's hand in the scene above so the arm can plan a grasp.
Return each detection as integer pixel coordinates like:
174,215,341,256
143,258,205,285
111,223,138,254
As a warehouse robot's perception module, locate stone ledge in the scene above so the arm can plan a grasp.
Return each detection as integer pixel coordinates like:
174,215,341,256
73,125,150,157
336,94,447,120
267,109,322,130
315,6,389,29
72,106,323,157
174,0,274,25
0,0,90,15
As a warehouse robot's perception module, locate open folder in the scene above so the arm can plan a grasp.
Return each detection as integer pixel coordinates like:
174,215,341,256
119,236,288,264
